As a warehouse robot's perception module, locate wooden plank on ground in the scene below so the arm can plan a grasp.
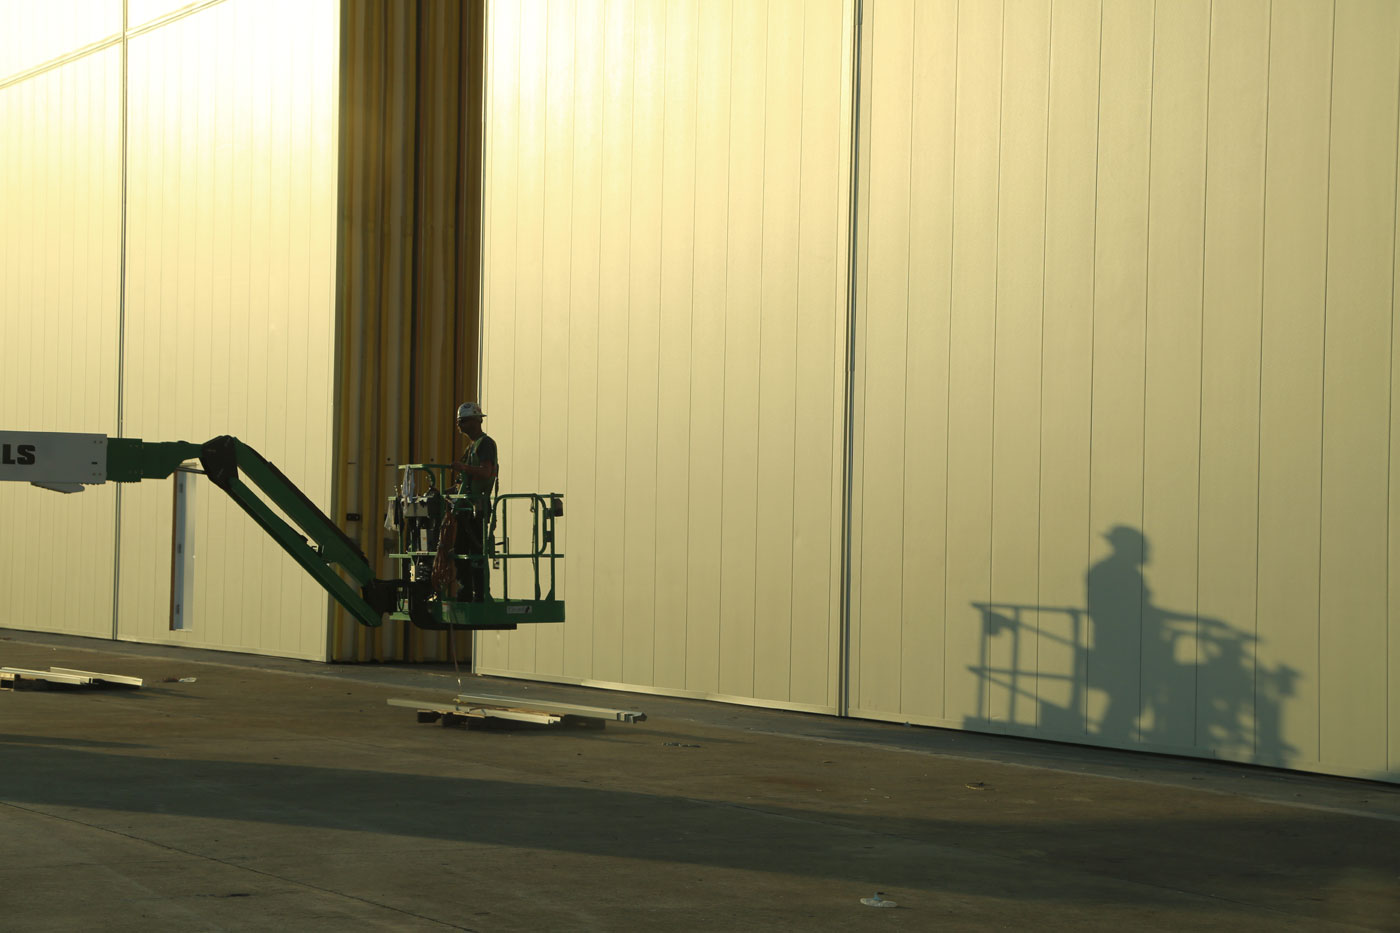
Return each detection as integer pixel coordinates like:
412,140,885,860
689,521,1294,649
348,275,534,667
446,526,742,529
0,668,92,688
48,668,144,687
0,667,143,690
387,697,561,725
449,693,647,722
387,694,646,727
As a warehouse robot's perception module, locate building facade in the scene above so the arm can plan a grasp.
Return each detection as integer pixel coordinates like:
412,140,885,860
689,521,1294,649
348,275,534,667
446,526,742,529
3,0,1398,783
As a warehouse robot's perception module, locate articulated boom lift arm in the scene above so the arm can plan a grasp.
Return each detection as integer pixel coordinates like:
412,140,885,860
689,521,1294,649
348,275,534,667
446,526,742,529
2,430,563,632
7,432,392,628
114,435,393,628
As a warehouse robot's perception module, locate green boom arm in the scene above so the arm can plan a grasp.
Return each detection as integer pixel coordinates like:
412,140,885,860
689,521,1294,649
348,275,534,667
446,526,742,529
108,435,391,628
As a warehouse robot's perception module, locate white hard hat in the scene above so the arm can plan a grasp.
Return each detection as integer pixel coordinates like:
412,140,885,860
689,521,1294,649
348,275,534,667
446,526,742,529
456,402,484,420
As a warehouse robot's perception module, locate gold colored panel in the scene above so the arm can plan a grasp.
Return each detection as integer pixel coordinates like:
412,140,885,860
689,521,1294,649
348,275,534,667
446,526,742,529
1319,0,1398,775
1140,0,1209,751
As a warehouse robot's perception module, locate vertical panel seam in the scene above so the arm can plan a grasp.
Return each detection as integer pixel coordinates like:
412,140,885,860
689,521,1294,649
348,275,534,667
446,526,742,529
1388,0,1400,773
1084,0,1103,734
1318,0,1336,765
1035,0,1055,727
621,0,637,683
590,0,605,678
112,0,130,642
839,0,865,717
1194,0,1215,748
894,0,916,715
716,0,736,695
786,0,808,702
942,0,962,721
508,0,524,670
536,0,553,673
563,0,578,677
988,0,1006,727
652,1,669,687
1253,0,1275,764
1138,0,1157,745
684,0,702,691
750,0,771,698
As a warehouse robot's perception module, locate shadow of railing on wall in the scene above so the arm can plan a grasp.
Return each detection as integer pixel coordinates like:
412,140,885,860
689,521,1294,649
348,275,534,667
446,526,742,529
966,529,1300,766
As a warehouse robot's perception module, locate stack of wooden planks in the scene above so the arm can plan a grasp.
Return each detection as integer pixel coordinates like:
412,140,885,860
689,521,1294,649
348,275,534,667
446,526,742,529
0,667,144,690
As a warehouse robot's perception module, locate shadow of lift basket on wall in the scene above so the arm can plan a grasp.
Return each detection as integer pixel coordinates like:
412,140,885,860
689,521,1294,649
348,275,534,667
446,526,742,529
967,595,1300,766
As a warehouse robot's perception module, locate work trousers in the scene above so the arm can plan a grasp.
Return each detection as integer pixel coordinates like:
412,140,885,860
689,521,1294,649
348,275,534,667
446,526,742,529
454,511,490,602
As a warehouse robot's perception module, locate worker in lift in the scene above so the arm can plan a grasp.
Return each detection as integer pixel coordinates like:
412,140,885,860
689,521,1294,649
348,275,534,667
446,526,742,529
450,401,498,602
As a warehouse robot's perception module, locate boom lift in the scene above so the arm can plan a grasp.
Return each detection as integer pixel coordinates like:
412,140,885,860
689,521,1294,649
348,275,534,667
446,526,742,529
0,431,564,632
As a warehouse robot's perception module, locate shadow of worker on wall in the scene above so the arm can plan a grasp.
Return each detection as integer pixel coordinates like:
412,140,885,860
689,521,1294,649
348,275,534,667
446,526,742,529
969,525,1300,765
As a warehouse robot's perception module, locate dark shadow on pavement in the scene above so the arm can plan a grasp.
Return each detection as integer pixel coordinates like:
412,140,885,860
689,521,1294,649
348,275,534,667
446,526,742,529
0,741,1395,921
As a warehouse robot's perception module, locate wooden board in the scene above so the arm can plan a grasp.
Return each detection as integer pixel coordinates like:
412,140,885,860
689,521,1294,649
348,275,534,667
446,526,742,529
387,694,646,727
49,667,144,687
0,666,143,690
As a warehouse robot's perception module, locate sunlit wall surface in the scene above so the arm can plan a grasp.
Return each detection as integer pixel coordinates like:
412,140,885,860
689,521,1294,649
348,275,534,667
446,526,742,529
0,0,340,660
0,1,120,82
475,0,855,712
0,45,123,638
116,0,339,660
850,0,1399,783
479,0,1399,783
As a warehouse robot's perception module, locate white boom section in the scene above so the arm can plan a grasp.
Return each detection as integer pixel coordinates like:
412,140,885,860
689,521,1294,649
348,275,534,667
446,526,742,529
0,431,107,490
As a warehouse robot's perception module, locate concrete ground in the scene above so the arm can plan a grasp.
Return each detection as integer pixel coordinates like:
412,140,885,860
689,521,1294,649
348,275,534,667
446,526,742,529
0,629,1396,932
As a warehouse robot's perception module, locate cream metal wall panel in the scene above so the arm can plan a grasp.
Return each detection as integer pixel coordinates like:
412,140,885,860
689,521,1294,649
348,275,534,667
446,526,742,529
477,0,524,673
506,0,549,676
987,0,1050,731
0,1,120,84
1084,0,1152,740
853,0,917,721
533,0,581,679
939,0,1002,729
1035,0,1100,738
117,0,339,660
653,0,698,691
892,0,956,722
1197,0,1269,761
561,0,605,682
1140,0,1208,751
717,0,765,701
793,0,852,711
1320,0,1398,777
850,0,1400,781
621,0,663,690
128,0,209,31
752,0,803,702
1258,0,1332,772
682,0,734,695
472,0,1397,780
0,49,122,639
476,0,852,712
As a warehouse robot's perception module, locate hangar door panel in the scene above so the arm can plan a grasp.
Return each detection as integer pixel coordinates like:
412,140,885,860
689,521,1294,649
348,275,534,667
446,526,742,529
475,0,853,712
